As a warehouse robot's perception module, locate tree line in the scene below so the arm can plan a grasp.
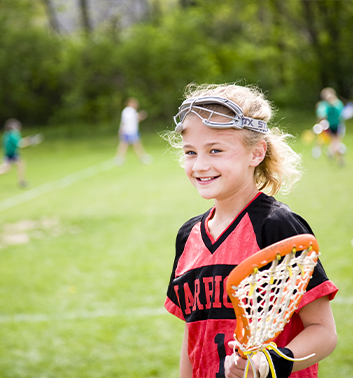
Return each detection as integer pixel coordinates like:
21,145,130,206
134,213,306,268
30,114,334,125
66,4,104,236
0,0,352,128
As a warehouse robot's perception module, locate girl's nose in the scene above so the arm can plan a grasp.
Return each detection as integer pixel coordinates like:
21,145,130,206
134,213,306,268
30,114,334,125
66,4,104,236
192,154,210,172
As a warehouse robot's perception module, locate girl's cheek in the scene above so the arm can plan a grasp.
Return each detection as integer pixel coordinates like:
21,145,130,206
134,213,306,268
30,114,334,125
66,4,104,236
184,163,192,176
184,161,195,178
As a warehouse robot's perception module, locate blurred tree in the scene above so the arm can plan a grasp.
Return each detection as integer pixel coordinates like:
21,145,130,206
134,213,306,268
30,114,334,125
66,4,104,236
0,0,352,127
0,0,64,124
117,6,228,124
53,35,125,124
300,0,347,95
78,0,92,34
179,0,196,8
41,0,61,34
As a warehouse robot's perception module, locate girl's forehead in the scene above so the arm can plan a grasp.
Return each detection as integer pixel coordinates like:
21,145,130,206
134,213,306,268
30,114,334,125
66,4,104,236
182,128,244,151
185,110,232,125
182,114,241,140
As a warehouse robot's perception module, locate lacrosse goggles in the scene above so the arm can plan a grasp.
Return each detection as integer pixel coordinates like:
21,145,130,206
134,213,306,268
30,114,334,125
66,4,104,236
174,96,268,134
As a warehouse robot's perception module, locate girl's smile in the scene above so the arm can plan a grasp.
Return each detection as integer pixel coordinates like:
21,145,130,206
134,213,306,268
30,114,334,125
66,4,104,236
196,176,220,182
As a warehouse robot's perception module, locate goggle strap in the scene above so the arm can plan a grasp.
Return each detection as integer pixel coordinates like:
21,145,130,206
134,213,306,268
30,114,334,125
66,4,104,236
242,117,268,134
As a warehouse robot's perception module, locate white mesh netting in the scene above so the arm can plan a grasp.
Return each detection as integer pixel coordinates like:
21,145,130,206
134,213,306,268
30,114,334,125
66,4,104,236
229,248,320,354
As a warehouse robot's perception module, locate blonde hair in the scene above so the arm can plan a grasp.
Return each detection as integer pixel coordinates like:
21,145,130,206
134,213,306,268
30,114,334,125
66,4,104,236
164,83,302,196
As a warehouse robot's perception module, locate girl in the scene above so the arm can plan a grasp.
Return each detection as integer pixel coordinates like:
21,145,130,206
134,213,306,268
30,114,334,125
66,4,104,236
164,83,338,378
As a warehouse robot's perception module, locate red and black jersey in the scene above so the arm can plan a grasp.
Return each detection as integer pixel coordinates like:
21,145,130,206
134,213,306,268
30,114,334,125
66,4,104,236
165,193,338,378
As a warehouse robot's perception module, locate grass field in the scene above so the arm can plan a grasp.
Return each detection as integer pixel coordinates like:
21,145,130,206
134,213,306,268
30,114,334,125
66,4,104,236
0,113,353,377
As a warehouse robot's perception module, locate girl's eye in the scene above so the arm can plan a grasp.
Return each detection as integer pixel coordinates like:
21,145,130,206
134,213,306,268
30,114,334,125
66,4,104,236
185,150,196,156
211,149,221,154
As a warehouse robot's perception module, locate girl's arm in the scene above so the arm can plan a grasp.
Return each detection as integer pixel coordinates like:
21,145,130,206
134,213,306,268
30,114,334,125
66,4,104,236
288,295,337,372
180,323,193,378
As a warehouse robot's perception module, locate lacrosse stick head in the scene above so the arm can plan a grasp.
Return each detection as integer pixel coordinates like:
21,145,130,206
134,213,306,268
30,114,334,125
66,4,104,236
226,234,320,357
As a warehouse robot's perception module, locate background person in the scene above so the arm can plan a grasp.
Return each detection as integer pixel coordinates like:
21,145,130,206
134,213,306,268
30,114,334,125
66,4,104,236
115,97,152,165
316,87,346,165
0,118,29,187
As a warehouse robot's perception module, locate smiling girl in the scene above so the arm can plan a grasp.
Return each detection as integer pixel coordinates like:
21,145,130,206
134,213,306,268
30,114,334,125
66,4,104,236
164,83,337,378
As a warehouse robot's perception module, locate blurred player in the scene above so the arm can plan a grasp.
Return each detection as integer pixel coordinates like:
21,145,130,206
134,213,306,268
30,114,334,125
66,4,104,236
0,118,43,187
316,87,346,165
115,97,152,165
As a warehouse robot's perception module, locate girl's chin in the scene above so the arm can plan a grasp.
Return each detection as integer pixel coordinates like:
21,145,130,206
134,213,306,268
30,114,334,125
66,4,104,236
196,190,216,200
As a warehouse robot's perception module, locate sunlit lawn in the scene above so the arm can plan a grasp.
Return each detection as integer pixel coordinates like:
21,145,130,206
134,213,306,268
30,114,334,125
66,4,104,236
0,114,352,377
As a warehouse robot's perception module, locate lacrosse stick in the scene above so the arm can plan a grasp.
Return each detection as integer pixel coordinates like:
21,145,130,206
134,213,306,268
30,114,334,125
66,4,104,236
226,234,320,378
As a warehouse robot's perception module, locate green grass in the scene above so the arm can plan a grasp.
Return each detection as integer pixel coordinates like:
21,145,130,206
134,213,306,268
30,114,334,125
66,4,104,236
0,115,352,377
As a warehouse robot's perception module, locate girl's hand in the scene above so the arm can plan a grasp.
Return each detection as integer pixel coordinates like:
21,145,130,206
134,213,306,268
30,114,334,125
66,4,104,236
224,341,262,378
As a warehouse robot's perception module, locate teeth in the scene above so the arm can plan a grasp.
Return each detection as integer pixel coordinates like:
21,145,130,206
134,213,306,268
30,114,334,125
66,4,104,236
199,177,213,181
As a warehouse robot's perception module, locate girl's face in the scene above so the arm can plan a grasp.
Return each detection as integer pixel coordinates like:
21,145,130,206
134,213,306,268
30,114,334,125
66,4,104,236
182,113,264,203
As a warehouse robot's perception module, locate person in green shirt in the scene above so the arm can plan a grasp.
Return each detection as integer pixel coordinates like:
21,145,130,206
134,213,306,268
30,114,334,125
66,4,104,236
316,87,346,166
0,118,28,187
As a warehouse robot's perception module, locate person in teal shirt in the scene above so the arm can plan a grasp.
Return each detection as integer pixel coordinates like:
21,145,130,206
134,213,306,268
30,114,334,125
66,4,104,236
316,87,346,165
0,118,28,187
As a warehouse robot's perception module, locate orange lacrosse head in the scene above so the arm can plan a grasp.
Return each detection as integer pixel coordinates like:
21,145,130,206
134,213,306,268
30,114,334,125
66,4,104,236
226,234,320,355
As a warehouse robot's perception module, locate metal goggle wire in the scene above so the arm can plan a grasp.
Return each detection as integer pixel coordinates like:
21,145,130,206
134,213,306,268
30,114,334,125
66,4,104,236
173,96,268,134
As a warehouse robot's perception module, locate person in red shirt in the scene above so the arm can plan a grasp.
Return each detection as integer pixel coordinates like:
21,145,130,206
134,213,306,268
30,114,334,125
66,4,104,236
164,83,338,378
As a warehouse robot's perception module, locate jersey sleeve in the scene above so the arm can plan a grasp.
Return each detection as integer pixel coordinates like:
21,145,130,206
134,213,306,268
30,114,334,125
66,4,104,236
164,213,206,320
261,205,314,247
261,205,338,305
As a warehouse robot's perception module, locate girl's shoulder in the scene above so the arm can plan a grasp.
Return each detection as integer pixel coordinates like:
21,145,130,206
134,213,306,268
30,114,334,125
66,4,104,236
177,209,211,240
252,194,314,247
254,193,301,218
252,193,293,217
174,210,211,260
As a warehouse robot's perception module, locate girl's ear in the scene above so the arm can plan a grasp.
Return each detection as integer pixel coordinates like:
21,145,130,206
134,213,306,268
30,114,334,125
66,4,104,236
250,140,267,167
